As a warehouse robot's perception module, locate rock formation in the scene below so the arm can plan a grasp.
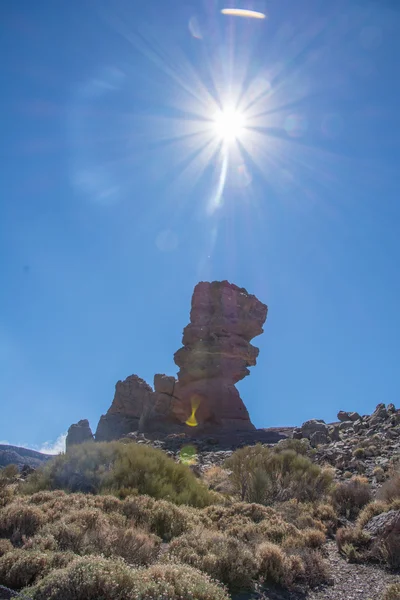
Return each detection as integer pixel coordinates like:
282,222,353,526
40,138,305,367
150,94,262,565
66,419,94,450
169,281,268,431
95,375,153,441
66,281,268,441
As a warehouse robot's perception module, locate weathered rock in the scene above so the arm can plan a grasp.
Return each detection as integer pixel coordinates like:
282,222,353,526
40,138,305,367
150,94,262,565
329,425,340,441
363,510,400,538
95,375,153,441
66,419,93,451
154,374,176,396
338,411,351,422
339,421,354,432
170,281,267,431
369,403,388,424
292,428,303,440
310,430,329,447
301,419,328,439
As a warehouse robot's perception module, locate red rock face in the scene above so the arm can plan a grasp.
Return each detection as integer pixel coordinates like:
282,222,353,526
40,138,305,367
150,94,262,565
95,375,153,441
171,281,267,431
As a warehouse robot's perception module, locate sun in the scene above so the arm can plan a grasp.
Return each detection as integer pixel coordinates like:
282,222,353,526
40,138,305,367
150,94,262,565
212,106,247,143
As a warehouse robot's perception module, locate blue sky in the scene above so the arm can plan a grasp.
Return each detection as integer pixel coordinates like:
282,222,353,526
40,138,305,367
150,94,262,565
1,0,400,452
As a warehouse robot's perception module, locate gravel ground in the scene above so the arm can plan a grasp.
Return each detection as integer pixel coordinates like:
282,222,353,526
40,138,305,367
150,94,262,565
233,541,400,600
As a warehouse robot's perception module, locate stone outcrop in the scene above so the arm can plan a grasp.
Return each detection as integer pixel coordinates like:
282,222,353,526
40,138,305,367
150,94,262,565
68,281,268,440
95,375,153,441
169,281,267,432
66,419,93,451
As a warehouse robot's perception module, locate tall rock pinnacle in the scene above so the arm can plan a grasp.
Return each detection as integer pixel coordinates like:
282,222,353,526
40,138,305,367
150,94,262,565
169,280,268,431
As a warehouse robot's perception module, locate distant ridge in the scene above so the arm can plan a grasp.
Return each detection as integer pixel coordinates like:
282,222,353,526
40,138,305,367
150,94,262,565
0,444,51,469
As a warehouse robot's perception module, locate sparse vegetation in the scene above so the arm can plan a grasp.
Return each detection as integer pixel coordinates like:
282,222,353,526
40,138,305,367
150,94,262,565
331,476,372,518
3,436,399,598
23,441,216,507
225,445,333,504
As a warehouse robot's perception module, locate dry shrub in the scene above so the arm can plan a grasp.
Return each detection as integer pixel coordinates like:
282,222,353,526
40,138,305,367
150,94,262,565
28,556,230,600
110,527,160,566
123,496,203,541
378,472,400,503
0,538,13,556
204,502,276,526
332,476,371,518
202,466,233,494
336,526,371,554
0,501,45,538
0,549,74,590
382,583,400,600
356,501,389,529
166,528,258,590
256,542,287,584
291,548,331,587
373,467,386,482
225,445,333,504
22,533,58,552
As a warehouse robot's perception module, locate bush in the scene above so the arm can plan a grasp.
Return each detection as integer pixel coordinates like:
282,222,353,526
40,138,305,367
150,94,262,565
378,472,400,503
373,467,386,482
256,542,287,584
356,501,389,529
28,556,230,600
202,467,233,494
0,502,45,538
0,464,19,482
382,583,400,600
353,448,365,459
23,441,215,507
0,549,74,590
0,538,13,556
225,445,333,504
336,526,371,554
166,529,258,590
331,476,371,518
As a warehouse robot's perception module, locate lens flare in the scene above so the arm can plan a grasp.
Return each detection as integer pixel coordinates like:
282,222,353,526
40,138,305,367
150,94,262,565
186,395,201,427
221,8,266,19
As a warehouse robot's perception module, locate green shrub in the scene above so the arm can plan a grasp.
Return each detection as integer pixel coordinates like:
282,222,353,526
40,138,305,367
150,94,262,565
353,448,365,459
331,476,371,518
275,438,312,456
0,549,74,590
225,445,333,504
28,556,230,600
166,529,258,590
23,441,215,507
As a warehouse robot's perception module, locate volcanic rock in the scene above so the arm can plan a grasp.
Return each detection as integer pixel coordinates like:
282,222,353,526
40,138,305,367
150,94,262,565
301,419,328,439
66,419,93,451
170,281,267,431
95,375,153,441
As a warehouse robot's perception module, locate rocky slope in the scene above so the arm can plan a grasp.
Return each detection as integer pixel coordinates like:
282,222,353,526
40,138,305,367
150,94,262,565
0,445,50,470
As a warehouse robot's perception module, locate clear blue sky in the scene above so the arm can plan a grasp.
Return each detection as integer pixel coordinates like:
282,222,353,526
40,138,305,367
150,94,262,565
1,0,399,452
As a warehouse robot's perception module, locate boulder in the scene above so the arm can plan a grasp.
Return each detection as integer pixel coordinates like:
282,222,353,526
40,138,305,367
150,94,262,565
310,430,329,447
66,419,93,451
363,510,400,538
301,419,328,439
